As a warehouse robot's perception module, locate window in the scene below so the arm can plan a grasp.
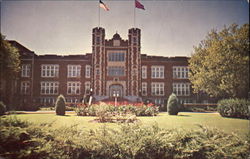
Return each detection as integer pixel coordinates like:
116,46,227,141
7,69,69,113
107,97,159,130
172,83,191,96
84,82,91,94
67,82,81,95
21,64,31,77
67,65,81,78
85,65,91,78
108,53,125,61
154,99,164,105
20,81,30,95
41,65,59,77
151,66,164,78
96,37,100,44
40,81,59,95
133,37,137,45
173,66,189,79
142,66,147,79
142,82,147,96
40,97,55,105
151,82,164,96
108,66,125,76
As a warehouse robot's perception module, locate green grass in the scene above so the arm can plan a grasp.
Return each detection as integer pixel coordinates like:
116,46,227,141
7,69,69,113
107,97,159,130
7,112,249,139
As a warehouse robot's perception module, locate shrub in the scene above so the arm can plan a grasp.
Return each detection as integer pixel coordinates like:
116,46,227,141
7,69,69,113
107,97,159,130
55,95,66,116
0,117,249,159
217,98,250,119
167,93,180,115
0,101,6,115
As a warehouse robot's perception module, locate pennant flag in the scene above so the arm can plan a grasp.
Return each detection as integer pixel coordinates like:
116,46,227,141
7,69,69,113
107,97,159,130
99,0,110,11
135,0,145,10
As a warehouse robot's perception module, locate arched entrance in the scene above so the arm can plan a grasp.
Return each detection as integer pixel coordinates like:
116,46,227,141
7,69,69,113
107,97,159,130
109,84,123,97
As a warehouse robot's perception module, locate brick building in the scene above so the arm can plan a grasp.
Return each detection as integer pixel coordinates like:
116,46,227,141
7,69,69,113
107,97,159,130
2,27,195,109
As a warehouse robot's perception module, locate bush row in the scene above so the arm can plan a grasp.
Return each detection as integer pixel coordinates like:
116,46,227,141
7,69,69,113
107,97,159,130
0,117,249,159
75,102,159,117
217,98,250,119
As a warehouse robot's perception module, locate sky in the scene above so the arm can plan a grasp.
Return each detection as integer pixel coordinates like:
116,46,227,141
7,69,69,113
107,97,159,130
1,0,249,57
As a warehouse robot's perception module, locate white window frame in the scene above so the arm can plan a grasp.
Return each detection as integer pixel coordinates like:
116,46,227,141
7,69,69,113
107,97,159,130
142,66,147,79
108,66,125,76
172,83,191,96
40,81,59,95
151,66,164,79
85,65,91,78
84,81,91,95
21,64,31,77
151,82,165,96
41,64,59,78
67,82,81,95
67,65,81,78
173,66,189,79
20,81,30,95
154,98,164,105
142,82,147,96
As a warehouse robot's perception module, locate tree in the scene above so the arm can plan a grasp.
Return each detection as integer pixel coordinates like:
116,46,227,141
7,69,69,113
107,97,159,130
0,34,20,108
0,34,20,77
55,95,66,116
189,24,249,99
167,93,179,115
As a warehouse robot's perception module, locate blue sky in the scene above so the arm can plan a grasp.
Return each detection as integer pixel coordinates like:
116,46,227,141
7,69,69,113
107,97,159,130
1,0,249,56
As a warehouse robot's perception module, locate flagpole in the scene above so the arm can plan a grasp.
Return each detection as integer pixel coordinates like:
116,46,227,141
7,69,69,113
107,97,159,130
134,0,136,28
98,2,100,28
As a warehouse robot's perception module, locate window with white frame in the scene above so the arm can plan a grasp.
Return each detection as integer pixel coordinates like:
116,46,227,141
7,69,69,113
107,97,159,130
172,83,191,96
85,65,91,78
142,66,147,79
40,81,59,95
67,65,81,78
108,52,125,61
67,82,81,95
20,81,30,95
41,65,59,77
154,98,164,105
84,82,91,94
151,66,164,78
142,82,147,96
21,64,31,77
108,66,125,76
173,66,189,79
40,97,55,105
151,82,164,96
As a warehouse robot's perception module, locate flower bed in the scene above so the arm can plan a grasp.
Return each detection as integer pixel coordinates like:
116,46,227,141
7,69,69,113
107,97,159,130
75,102,159,117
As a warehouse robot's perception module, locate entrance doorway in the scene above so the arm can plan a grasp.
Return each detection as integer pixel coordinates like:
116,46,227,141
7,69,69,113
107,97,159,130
109,85,123,97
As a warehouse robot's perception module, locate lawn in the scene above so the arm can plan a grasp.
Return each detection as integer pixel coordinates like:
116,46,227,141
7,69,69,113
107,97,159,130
9,111,249,139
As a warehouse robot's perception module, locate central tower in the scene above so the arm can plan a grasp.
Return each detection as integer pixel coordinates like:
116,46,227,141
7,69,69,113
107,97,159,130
92,27,141,102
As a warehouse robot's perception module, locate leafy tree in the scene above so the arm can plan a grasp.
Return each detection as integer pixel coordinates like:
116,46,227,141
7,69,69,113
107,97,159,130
0,34,20,77
167,93,179,115
189,23,249,98
55,95,66,116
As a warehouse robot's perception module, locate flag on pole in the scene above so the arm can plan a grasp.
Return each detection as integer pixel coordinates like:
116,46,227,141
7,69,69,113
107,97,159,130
99,0,110,11
135,0,145,10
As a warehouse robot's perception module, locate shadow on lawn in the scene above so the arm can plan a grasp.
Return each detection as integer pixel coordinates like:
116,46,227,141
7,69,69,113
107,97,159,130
177,114,191,117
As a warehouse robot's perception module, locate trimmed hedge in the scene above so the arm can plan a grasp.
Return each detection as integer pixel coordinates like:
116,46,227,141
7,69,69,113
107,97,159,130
55,95,66,116
0,101,6,115
167,93,179,115
217,98,250,119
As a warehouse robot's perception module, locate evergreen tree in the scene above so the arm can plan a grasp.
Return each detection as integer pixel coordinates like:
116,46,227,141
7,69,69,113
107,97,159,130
167,93,179,115
55,95,66,116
